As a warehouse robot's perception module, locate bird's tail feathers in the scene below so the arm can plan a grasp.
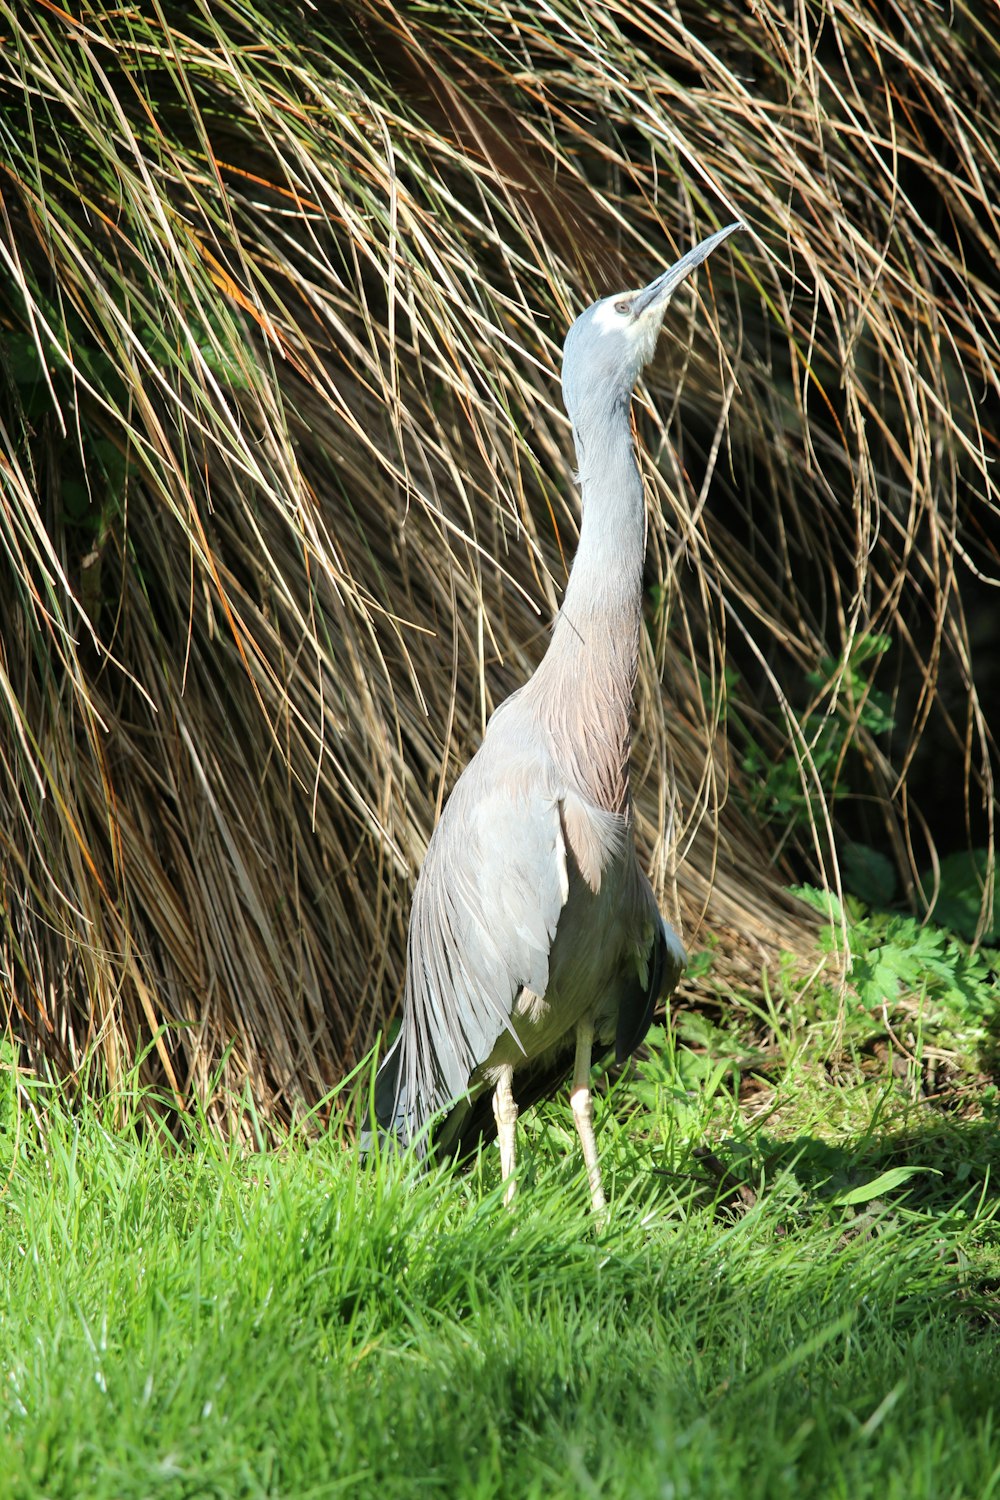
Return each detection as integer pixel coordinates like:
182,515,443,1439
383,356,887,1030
360,1032,413,1156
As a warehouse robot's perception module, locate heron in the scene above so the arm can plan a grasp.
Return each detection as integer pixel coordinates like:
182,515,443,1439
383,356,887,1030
368,221,744,1213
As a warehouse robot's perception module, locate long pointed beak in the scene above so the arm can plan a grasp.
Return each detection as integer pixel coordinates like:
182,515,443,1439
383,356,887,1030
632,220,744,318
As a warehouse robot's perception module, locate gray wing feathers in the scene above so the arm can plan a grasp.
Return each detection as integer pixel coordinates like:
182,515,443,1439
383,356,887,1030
375,741,569,1149
614,910,686,1063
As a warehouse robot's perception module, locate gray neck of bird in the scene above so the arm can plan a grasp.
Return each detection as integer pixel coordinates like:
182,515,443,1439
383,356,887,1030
534,409,645,813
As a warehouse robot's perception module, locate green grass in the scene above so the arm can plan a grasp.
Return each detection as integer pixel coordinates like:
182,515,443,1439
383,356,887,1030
3,926,1000,1500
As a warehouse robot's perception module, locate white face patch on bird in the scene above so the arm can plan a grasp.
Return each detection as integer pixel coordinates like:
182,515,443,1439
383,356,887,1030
590,294,665,370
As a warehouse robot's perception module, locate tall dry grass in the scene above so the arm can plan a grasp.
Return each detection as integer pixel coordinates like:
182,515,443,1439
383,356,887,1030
1,0,996,1127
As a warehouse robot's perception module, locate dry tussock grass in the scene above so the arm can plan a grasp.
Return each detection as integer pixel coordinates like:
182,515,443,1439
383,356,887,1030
0,0,995,1128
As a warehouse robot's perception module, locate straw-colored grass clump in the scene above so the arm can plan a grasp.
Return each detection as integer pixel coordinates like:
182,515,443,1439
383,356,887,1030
1,1,996,1127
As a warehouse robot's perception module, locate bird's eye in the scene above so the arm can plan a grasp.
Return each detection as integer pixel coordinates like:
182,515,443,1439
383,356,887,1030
614,299,632,315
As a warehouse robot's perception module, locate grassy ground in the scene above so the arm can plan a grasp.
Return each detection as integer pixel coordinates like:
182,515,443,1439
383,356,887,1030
3,910,1000,1499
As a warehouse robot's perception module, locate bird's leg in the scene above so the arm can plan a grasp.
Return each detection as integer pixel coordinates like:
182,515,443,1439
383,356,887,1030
492,1065,518,1207
571,1019,607,1218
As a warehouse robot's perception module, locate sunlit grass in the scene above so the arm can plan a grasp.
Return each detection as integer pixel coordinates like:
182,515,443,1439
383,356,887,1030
4,937,1000,1499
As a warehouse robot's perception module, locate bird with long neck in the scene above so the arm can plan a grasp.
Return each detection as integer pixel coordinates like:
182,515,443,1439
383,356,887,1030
368,222,743,1213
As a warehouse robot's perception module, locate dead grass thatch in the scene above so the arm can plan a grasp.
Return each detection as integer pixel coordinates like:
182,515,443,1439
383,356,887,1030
0,0,996,1128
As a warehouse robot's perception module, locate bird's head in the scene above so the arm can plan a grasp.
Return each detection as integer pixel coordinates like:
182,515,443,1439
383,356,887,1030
561,221,744,436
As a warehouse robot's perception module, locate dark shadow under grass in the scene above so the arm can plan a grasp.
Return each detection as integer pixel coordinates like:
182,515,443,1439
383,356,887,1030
2,1052,1000,1500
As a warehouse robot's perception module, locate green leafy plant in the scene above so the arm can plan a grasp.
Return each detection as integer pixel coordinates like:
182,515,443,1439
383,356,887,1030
921,850,1000,946
795,883,997,1037
849,910,994,1021
742,634,893,834
839,840,899,907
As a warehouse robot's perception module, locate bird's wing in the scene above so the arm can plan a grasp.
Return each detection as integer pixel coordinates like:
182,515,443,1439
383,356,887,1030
445,895,686,1161
378,728,570,1144
614,905,686,1062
